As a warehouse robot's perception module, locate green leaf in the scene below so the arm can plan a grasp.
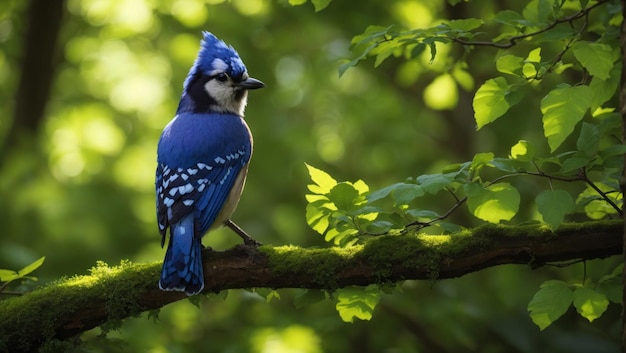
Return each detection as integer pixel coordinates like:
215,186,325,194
560,156,592,173
573,286,609,322
510,140,534,162
0,269,19,282
541,85,592,152
528,280,574,330
576,122,599,156
522,0,554,25
464,182,520,223
596,274,622,304
471,151,495,170
336,285,382,322
493,10,525,27
367,183,408,202
446,18,483,31
589,64,620,110
572,41,614,80
496,55,524,76
324,227,358,246
416,173,455,194
311,0,331,11
329,182,360,212
306,163,337,194
536,190,574,229
294,290,326,308
305,203,330,235
288,0,307,5
17,256,45,278
473,77,521,129
364,220,394,234
391,183,425,205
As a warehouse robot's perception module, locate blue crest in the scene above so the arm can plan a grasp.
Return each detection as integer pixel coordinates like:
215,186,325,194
184,32,248,88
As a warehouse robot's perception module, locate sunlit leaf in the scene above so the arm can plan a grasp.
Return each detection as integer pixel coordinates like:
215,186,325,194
528,280,573,330
17,256,46,278
496,55,524,76
510,140,534,162
541,85,592,151
464,182,520,223
572,41,614,80
0,269,19,283
306,203,330,235
573,286,609,322
306,163,337,194
336,285,381,322
536,190,574,229
474,77,521,129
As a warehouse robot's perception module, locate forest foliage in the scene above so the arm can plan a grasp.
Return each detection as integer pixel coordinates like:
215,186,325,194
0,0,624,352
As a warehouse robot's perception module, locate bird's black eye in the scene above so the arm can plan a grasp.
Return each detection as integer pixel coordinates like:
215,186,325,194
215,73,229,83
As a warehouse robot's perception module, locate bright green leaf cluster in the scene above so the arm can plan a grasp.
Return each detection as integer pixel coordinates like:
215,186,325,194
335,285,382,322
305,164,377,246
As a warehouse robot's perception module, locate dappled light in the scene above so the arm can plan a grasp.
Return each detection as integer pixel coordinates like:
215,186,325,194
0,0,623,352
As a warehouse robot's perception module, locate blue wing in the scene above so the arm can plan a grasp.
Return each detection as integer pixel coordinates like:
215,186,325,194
156,113,252,241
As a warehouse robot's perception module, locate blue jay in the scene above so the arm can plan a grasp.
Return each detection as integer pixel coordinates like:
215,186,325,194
156,32,264,295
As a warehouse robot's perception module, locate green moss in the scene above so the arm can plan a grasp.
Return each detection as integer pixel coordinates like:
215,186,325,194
262,245,361,288
0,259,161,352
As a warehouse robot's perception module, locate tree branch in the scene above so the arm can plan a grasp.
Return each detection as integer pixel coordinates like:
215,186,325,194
0,220,622,353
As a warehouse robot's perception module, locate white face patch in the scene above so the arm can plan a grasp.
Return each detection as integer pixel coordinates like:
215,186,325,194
203,78,249,116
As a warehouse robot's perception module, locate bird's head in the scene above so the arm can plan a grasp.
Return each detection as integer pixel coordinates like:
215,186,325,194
180,32,265,116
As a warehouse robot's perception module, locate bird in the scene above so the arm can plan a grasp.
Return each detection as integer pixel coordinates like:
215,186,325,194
155,32,265,295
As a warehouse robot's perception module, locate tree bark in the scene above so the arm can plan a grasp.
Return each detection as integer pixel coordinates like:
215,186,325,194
3,0,65,154
619,0,626,353
0,220,621,353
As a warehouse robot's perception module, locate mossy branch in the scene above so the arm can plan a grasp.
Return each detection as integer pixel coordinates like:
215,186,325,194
0,220,622,353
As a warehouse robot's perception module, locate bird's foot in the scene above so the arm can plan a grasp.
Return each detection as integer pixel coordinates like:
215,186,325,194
225,219,262,247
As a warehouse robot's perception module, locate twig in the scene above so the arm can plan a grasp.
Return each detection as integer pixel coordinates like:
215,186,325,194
451,0,610,49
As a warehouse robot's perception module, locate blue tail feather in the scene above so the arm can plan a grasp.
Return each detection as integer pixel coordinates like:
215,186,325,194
159,214,204,295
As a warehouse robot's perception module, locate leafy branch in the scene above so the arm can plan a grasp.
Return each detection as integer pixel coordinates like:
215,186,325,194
450,0,610,49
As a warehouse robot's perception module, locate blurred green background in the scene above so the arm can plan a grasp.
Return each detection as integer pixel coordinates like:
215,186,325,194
0,0,621,352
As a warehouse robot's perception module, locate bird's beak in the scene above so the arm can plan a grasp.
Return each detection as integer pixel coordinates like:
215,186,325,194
237,77,265,90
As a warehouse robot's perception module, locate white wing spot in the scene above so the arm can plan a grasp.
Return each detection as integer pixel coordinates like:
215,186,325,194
215,156,226,164
164,197,174,207
198,183,206,192
197,163,212,170
179,184,194,195
169,188,177,196
183,199,194,206
187,168,198,175
181,173,189,181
